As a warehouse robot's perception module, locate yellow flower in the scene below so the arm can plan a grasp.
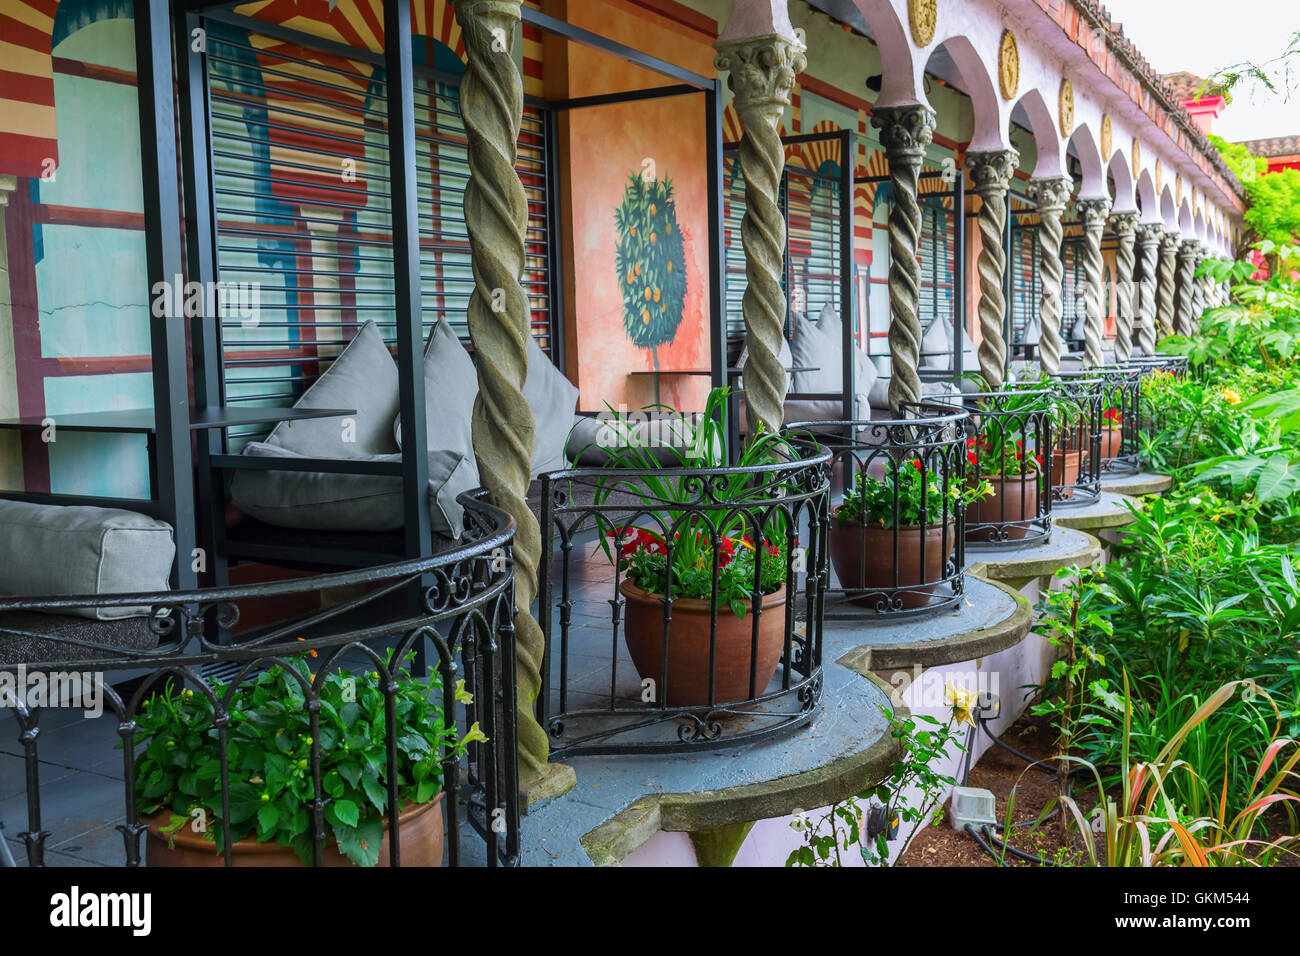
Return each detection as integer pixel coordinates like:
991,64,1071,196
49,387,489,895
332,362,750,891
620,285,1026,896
462,722,489,746
945,680,977,727
454,679,474,705
1222,387,1242,405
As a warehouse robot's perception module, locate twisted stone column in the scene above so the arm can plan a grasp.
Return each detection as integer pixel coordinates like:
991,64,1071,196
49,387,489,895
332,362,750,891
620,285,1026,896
1156,231,1179,338
966,149,1018,389
1109,211,1140,364
714,33,805,435
1077,198,1111,368
1026,176,1071,375
452,0,555,796
1196,243,1213,328
1175,239,1199,336
871,105,936,411
1135,224,1162,357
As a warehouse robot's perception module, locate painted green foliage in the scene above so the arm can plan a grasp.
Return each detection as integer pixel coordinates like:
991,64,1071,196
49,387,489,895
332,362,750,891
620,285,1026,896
614,173,687,364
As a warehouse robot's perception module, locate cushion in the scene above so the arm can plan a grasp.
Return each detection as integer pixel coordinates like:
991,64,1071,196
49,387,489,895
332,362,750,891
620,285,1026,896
921,318,951,368
0,500,175,620
790,305,879,401
393,317,479,478
266,320,400,458
396,322,578,480
230,441,477,537
523,332,580,476
0,612,161,665
564,413,718,467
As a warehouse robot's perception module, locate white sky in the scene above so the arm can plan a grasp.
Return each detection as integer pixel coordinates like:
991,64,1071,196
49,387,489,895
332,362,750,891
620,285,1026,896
1101,0,1300,142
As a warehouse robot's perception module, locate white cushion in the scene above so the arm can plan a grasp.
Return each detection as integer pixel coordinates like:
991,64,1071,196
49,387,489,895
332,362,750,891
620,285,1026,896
0,500,175,620
790,306,878,401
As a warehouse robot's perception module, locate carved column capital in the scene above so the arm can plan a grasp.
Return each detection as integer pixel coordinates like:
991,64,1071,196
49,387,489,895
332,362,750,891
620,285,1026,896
714,33,807,115
1108,209,1140,238
871,105,937,411
871,103,937,161
1027,176,1072,375
965,149,1018,389
715,28,805,434
1076,197,1112,229
965,148,1019,196
1025,175,1072,215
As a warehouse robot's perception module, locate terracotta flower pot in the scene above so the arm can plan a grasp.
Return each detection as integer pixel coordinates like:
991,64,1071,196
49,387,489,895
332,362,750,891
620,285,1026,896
966,470,1040,541
828,514,955,609
618,578,787,707
1101,426,1123,459
1052,448,1083,497
143,794,445,867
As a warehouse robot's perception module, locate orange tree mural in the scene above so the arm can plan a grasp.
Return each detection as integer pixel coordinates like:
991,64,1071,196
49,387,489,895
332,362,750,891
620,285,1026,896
614,172,687,372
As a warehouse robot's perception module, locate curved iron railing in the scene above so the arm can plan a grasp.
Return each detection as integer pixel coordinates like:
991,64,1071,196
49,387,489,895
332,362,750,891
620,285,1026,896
1099,364,1144,476
0,494,519,868
537,436,831,757
784,403,969,619
961,388,1055,548
1049,372,1104,507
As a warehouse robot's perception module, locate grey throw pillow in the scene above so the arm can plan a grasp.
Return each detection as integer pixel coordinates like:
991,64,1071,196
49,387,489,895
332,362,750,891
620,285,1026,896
0,500,175,620
522,332,580,476
397,322,578,479
265,320,400,458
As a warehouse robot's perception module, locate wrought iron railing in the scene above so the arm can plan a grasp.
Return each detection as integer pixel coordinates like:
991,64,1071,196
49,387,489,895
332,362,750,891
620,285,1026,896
784,403,969,618
1099,364,1144,476
537,437,831,757
1049,372,1104,506
961,387,1055,547
0,495,519,868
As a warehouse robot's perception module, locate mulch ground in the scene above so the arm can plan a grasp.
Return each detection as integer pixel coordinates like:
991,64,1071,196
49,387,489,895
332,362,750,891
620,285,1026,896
898,711,1096,867
898,710,1298,867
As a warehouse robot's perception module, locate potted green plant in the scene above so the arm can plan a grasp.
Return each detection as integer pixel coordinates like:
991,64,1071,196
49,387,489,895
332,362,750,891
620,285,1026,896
134,651,482,867
966,424,1044,540
831,458,990,608
593,387,802,707
1101,406,1123,458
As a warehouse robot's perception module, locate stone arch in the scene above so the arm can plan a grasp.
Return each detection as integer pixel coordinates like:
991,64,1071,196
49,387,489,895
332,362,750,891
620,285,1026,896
850,0,922,109
1160,183,1178,229
1067,124,1106,199
1107,149,1137,212
1178,198,1194,234
1011,87,1064,179
1136,168,1159,222
924,34,1007,151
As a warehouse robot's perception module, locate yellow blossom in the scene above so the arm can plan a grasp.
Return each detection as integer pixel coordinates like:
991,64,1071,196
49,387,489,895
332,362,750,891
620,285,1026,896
945,680,977,727
1222,387,1242,405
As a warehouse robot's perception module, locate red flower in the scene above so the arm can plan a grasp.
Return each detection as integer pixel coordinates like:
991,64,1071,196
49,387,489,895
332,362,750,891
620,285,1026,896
911,459,923,472
967,450,978,465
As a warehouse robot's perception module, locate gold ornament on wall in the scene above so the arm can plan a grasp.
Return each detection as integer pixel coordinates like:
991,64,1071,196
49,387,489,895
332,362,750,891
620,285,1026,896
1100,114,1112,161
1132,139,1141,181
1058,79,1074,136
998,29,1019,100
908,0,937,46
1155,158,1163,194
1176,172,1183,205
